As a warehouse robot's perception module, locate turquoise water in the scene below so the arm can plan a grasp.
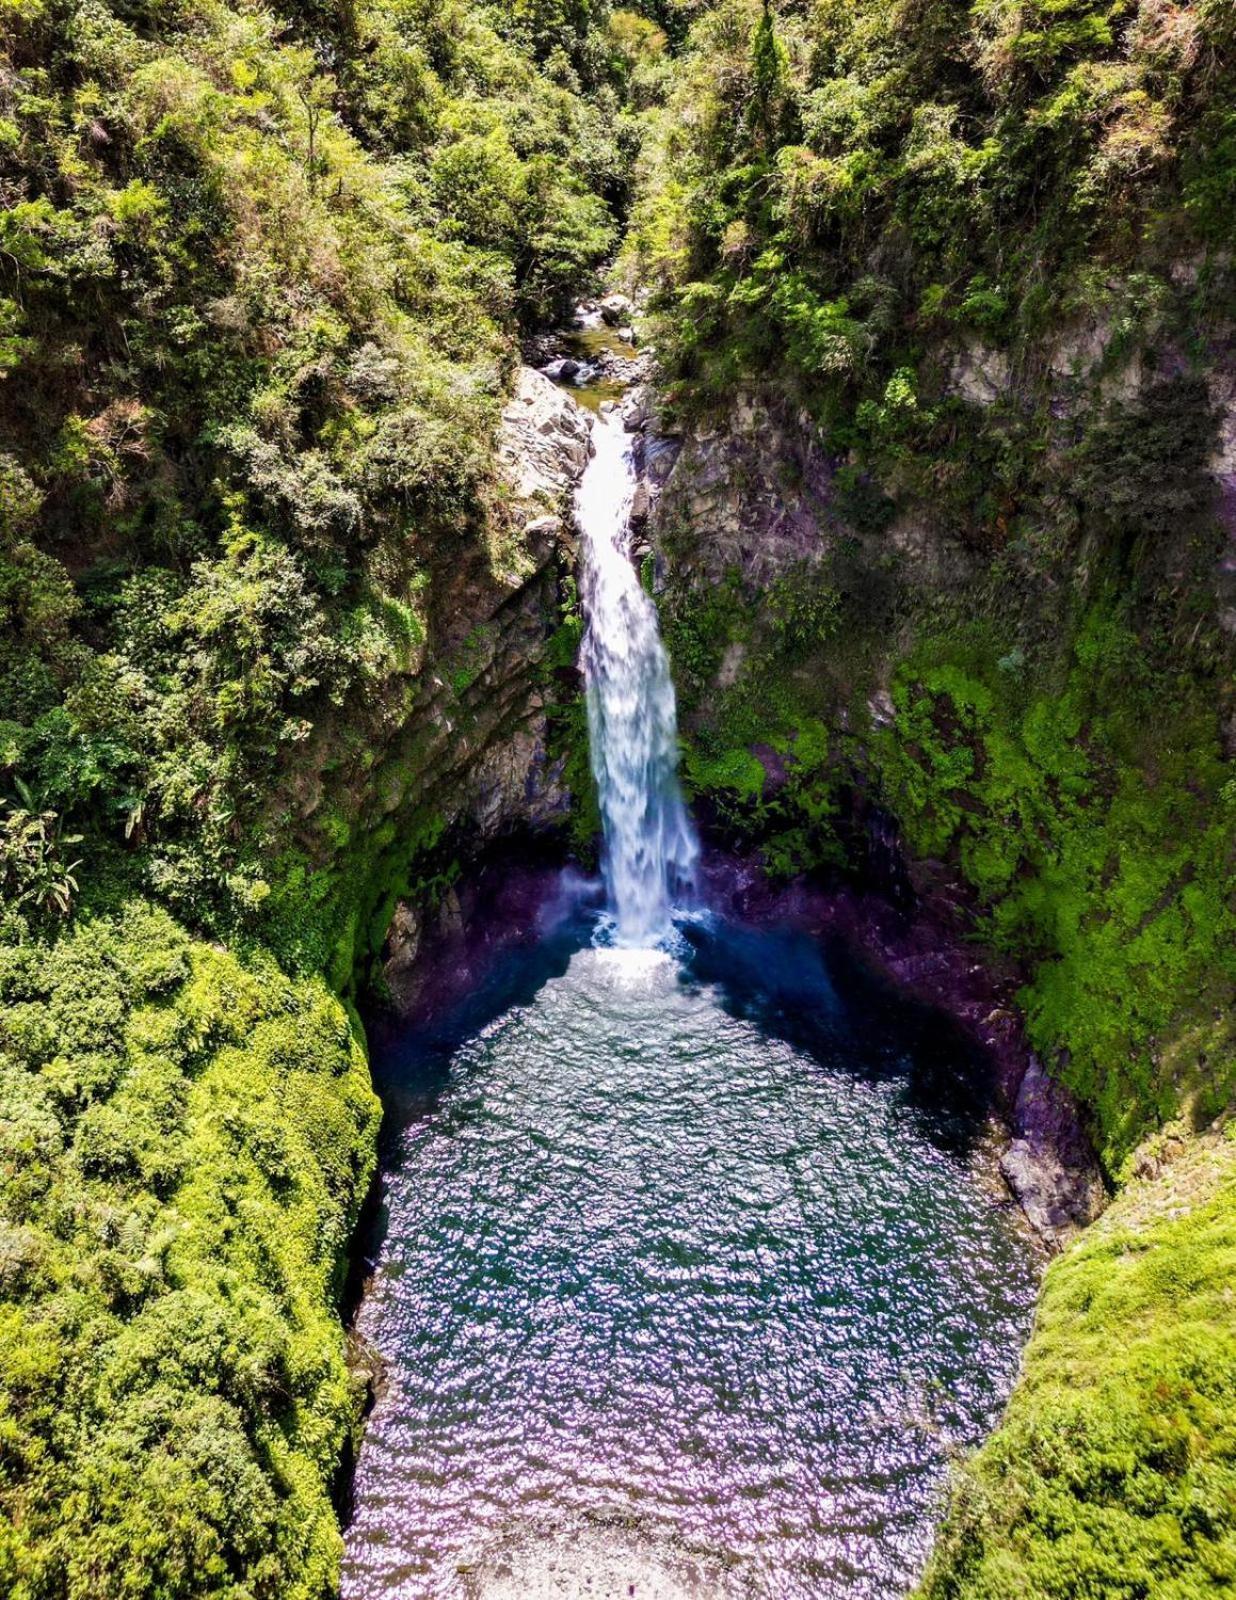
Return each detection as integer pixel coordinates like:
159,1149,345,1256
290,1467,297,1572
343,917,1037,1599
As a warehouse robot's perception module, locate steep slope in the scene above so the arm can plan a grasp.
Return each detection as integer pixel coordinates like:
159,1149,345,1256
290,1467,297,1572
1,0,624,967
922,1130,1236,1599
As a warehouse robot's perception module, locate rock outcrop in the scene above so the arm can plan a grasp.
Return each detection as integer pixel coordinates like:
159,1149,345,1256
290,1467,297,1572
499,366,591,512
372,369,592,1001
599,292,635,326
621,385,680,560
651,387,978,598
652,392,836,589
1001,1055,1108,1245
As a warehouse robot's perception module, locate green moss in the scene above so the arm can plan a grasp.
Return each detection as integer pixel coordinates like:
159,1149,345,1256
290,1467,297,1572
449,625,496,699
921,1133,1236,1600
261,797,454,997
542,568,600,862
547,693,601,861
876,604,1236,1180
684,743,767,801
666,571,851,865
663,571,751,697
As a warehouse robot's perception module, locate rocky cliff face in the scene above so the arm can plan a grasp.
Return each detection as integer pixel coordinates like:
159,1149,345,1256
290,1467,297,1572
651,389,854,589
375,370,592,1007
639,330,1236,1238
652,324,1236,627
383,365,590,843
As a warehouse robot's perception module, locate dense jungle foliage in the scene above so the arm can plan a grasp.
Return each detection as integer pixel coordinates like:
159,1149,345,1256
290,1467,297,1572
0,904,379,1596
0,0,644,1593
631,0,1236,410
3,0,1236,1595
0,0,631,948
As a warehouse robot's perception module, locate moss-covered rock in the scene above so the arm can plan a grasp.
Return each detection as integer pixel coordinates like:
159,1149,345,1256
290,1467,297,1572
920,1130,1236,1600
650,344,1236,1188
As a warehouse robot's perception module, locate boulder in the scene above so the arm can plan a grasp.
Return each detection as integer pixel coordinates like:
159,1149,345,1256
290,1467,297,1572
599,292,634,326
1000,1054,1106,1247
622,385,652,433
498,365,591,505
382,901,423,1012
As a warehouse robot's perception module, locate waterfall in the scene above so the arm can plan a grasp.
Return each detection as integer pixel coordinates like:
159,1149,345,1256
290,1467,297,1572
577,406,698,946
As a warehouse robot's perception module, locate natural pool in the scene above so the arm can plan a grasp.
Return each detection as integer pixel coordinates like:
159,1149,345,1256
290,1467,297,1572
342,912,1038,1599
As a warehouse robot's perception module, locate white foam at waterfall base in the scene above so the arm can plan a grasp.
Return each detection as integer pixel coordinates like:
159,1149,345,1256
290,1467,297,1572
577,406,698,947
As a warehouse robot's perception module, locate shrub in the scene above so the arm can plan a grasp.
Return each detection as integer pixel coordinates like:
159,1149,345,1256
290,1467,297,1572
0,901,380,1598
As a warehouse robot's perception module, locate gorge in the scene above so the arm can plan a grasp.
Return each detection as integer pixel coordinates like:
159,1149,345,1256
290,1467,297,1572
342,366,1038,1597
1,3,1235,1599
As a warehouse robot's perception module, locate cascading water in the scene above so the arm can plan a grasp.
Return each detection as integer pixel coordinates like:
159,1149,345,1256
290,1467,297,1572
577,406,698,945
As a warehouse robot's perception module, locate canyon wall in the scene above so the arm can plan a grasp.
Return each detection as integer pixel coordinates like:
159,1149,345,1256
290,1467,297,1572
369,369,594,1009
638,306,1236,1595
646,313,1236,1187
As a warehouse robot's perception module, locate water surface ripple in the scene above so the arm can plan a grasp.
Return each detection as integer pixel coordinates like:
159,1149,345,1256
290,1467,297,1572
344,923,1037,1599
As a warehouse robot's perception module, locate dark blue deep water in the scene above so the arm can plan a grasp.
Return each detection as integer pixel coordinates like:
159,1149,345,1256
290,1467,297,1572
342,916,1037,1600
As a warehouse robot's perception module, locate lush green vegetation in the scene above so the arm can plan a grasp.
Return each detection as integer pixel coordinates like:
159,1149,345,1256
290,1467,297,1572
0,0,645,1592
3,0,1236,1594
877,606,1236,1182
0,0,638,953
0,900,379,1597
922,1130,1236,1600
630,0,1236,427
637,7,1236,1595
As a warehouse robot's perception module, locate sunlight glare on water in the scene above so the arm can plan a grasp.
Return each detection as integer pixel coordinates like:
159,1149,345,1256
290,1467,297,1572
342,923,1037,1600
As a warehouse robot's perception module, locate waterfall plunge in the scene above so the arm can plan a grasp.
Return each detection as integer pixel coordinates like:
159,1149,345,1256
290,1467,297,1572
577,407,698,946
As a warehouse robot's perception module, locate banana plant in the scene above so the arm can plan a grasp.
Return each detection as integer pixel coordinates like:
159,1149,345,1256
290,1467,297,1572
0,779,83,919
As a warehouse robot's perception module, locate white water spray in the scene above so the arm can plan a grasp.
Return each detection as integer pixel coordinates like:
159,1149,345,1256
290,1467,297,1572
577,406,698,946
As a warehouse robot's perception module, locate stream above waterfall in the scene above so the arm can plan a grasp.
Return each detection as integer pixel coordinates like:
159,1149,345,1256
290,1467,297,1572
342,908,1038,1599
